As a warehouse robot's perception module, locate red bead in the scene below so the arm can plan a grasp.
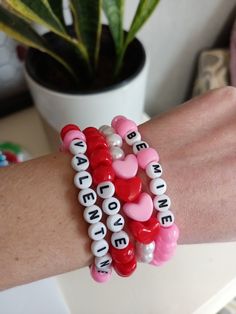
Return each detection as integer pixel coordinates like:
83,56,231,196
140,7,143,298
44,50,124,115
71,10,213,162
128,216,160,244
90,148,112,169
113,256,137,277
92,165,115,185
114,177,142,202
83,127,99,137
110,242,135,264
87,136,108,156
60,124,80,140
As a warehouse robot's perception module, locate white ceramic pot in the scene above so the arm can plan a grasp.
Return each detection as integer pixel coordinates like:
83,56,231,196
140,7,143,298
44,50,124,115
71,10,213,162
24,31,148,150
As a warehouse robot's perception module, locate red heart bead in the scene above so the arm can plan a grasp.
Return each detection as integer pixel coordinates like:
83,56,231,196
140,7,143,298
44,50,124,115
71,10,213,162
114,177,142,202
128,216,160,244
90,148,112,169
113,256,137,277
92,165,115,185
83,127,99,137
87,137,108,156
110,242,135,264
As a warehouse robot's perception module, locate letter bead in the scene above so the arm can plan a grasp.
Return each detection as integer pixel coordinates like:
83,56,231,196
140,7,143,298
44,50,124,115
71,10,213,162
153,194,171,211
146,161,163,179
91,239,109,257
102,197,120,215
95,253,112,270
157,210,175,227
83,205,102,224
133,141,149,154
125,130,141,146
149,178,167,195
106,214,125,232
111,231,129,249
88,222,107,241
71,153,89,171
69,139,87,155
106,133,123,147
97,181,115,199
74,171,92,189
78,188,97,207
90,263,112,283
110,146,125,160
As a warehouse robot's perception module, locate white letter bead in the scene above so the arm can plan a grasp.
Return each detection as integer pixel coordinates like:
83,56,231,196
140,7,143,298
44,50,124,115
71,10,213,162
157,210,175,227
146,161,163,178
125,130,141,146
106,214,125,232
74,171,92,189
69,139,87,155
78,188,97,207
102,197,120,215
88,222,107,241
133,141,149,154
91,239,109,257
83,205,102,224
111,231,129,249
150,178,167,195
153,194,171,211
106,133,123,147
96,181,115,199
71,153,89,171
95,253,112,270
99,125,115,136
110,146,125,160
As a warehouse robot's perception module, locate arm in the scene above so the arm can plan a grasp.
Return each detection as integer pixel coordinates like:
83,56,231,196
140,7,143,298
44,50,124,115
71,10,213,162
1,86,236,290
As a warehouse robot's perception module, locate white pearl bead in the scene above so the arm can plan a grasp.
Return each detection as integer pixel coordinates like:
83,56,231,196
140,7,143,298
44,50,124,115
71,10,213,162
125,130,141,146
111,231,129,249
106,133,123,147
96,181,115,199
88,222,107,241
149,178,167,195
136,241,155,255
138,252,154,263
146,161,163,179
110,146,125,160
83,205,102,224
95,253,112,270
133,140,149,154
71,153,89,171
91,239,109,257
74,171,92,189
158,210,175,227
69,139,87,155
153,194,171,211
102,197,120,215
106,214,124,232
78,188,97,207
99,125,115,136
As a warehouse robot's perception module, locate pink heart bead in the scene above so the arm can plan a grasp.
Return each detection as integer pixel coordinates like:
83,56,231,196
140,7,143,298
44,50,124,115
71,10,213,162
158,224,180,243
154,248,175,262
155,238,177,253
90,263,112,283
123,192,153,222
150,256,165,267
62,130,86,150
111,115,126,129
112,154,138,179
115,119,138,139
137,148,159,169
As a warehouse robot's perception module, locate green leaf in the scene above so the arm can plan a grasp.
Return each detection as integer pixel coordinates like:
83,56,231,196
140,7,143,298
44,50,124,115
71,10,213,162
0,5,77,81
125,0,160,47
103,0,124,56
69,0,102,67
47,0,66,28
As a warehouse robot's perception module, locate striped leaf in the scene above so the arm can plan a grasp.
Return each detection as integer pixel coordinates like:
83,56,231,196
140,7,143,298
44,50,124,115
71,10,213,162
103,0,124,56
70,0,102,67
48,0,66,28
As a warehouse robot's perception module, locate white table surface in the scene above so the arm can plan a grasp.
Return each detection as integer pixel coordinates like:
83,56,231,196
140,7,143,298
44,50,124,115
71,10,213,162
1,107,236,314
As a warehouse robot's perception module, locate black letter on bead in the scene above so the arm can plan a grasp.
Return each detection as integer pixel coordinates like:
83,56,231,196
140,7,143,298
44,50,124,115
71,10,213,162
100,259,110,268
114,237,127,248
127,131,137,139
156,184,165,190
83,192,95,204
158,198,168,208
99,184,110,195
76,156,87,166
95,227,105,236
97,246,107,253
79,175,89,185
114,217,123,226
161,215,173,225
75,141,85,147
152,164,162,173
88,209,100,221
98,269,109,274
108,201,118,211
136,142,148,151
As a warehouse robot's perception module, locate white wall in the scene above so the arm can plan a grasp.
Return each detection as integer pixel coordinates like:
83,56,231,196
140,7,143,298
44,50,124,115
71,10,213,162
124,0,236,116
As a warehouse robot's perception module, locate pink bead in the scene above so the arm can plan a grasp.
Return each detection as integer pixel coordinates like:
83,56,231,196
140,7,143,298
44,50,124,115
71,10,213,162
112,154,138,179
137,148,159,169
150,256,165,267
90,263,112,283
154,248,175,262
116,119,138,139
158,224,179,243
111,115,126,129
155,238,177,253
63,130,86,151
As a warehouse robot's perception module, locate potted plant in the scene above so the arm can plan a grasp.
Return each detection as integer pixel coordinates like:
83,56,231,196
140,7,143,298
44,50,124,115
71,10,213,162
0,0,159,149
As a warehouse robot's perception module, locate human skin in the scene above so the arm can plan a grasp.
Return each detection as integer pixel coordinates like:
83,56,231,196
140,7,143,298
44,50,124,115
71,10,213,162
0,86,236,290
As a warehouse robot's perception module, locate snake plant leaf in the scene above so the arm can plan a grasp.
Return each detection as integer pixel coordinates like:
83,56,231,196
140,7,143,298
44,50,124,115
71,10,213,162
125,0,159,47
47,0,66,28
103,0,124,56
6,0,67,36
70,0,102,67
0,5,77,80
